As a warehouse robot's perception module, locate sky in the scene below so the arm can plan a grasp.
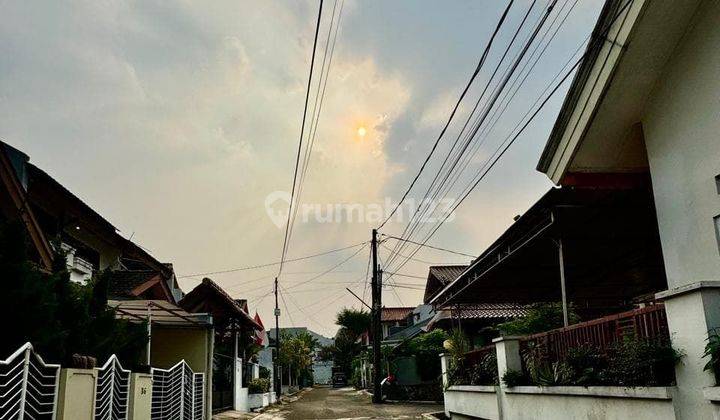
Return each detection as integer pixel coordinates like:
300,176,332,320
0,0,603,337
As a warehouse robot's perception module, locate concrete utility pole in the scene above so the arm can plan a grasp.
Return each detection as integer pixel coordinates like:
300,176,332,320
370,229,382,403
274,277,281,396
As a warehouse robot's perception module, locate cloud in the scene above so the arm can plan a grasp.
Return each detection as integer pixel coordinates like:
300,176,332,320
0,0,598,336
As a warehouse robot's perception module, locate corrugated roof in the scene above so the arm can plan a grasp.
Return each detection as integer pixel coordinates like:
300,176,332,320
449,303,530,319
424,265,469,303
381,307,414,322
428,303,530,330
429,265,468,284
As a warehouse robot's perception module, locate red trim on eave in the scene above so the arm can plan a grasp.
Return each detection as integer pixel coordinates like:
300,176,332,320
130,274,174,303
0,148,53,270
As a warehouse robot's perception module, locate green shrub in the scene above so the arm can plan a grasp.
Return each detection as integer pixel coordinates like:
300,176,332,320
499,302,579,336
605,337,681,386
470,352,499,386
248,378,270,394
566,345,608,386
703,329,720,383
502,369,526,387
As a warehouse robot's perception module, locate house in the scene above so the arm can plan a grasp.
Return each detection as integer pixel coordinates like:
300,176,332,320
0,140,184,303
0,142,53,271
424,265,469,304
380,307,415,339
2,140,216,415
440,0,720,418
382,304,436,346
180,277,264,413
430,186,668,320
537,0,720,417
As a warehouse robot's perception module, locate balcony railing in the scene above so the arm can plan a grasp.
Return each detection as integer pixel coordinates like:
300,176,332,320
519,303,669,363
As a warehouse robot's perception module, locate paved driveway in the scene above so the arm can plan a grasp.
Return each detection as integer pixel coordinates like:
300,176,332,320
253,386,443,420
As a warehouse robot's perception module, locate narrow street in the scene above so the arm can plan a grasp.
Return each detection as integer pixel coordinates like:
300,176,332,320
253,387,443,420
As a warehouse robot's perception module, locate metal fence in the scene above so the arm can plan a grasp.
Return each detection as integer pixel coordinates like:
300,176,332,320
0,343,61,420
520,304,669,362
151,360,205,420
94,355,130,420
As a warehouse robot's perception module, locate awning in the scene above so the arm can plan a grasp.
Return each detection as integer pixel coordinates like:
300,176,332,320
430,186,667,319
110,299,212,328
426,303,530,330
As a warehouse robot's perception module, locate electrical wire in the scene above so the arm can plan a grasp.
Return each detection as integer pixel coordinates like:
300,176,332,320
278,0,324,276
385,0,635,280
178,241,366,278
377,0,516,230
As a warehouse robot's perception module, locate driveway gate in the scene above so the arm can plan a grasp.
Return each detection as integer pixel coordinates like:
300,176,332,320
151,360,205,420
0,342,61,420
94,355,130,420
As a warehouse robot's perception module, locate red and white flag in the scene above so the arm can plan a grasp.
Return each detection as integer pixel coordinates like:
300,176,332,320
254,312,268,347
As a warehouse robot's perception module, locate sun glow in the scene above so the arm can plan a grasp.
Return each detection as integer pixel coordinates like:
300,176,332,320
357,126,367,138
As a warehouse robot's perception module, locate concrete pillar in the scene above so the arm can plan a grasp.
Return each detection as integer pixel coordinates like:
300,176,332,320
493,336,522,387
56,368,98,420
129,373,152,420
657,282,720,420
234,357,248,411
440,353,450,388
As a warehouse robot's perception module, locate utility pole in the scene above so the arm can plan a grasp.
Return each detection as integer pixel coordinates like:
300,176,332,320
274,277,281,396
371,229,382,403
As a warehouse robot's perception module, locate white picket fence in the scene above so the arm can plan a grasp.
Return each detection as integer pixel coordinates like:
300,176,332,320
94,355,130,420
0,343,61,420
150,361,204,420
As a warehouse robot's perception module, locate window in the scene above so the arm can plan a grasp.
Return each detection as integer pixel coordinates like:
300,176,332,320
715,215,720,255
715,174,720,194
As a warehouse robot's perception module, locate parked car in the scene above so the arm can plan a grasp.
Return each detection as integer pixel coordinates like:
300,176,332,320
332,372,347,387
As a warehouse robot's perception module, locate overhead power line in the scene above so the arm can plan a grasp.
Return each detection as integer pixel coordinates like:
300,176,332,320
384,0,556,271
287,0,346,248
279,0,324,276
178,241,366,278
385,0,635,280
377,0,516,230
381,234,475,258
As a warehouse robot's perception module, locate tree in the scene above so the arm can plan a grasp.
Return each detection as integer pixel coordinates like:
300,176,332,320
331,327,362,377
498,302,580,336
336,308,371,338
0,221,147,367
278,331,317,385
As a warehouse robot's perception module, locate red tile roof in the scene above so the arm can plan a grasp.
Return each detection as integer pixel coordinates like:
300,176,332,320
381,307,414,322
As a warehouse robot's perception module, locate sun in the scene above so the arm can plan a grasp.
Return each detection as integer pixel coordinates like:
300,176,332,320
357,126,367,138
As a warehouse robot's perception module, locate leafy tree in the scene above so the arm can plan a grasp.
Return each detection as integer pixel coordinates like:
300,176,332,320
332,308,371,377
278,331,317,385
498,302,580,336
0,221,147,367
1,221,63,356
331,328,360,377
316,345,334,362
335,308,371,337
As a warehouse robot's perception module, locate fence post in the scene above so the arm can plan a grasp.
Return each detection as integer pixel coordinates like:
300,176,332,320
17,346,31,420
439,353,450,388
493,336,522,387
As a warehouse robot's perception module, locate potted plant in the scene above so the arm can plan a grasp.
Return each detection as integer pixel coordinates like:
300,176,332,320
248,378,271,409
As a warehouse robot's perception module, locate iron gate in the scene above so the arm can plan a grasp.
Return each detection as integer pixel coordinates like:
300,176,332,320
0,343,61,420
151,360,205,420
94,355,130,420
211,354,233,413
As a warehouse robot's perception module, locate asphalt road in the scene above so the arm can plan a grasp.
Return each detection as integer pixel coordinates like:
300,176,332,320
254,386,443,420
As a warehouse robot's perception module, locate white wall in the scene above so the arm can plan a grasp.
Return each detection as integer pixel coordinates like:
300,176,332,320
642,0,720,288
444,385,676,420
